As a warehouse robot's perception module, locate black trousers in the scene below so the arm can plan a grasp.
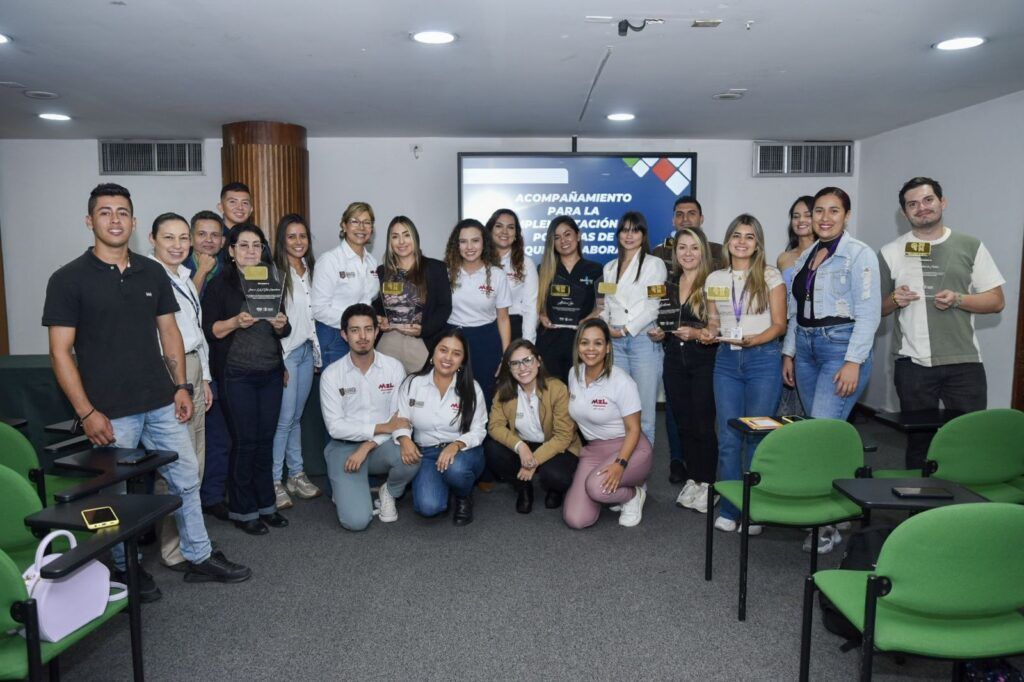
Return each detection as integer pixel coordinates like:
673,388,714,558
484,437,577,493
663,349,718,484
535,327,576,383
893,358,987,470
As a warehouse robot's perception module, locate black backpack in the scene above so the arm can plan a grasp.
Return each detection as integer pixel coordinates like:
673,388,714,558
818,525,894,652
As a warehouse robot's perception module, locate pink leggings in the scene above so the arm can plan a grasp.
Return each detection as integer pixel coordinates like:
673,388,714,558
563,435,653,529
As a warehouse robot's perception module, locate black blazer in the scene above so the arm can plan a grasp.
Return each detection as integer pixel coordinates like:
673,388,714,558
374,257,452,351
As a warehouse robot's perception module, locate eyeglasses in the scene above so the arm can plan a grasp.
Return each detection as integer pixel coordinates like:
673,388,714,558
508,356,537,370
348,219,374,228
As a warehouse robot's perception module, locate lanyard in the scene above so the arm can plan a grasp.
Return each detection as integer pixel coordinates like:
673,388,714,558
730,270,745,323
169,278,200,324
804,236,843,300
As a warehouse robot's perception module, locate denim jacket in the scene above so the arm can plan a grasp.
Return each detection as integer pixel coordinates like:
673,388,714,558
782,234,881,364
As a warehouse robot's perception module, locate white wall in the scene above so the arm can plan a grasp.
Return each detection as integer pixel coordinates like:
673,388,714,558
2,135,846,354
857,89,1024,410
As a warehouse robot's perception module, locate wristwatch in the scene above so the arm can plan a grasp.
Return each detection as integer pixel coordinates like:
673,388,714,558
174,383,195,396
615,458,629,468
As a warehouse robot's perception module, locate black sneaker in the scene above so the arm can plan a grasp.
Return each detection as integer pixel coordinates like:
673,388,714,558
184,550,252,583
112,567,162,603
202,502,230,521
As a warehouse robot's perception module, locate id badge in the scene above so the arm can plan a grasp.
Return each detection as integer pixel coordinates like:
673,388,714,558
728,326,743,351
803,299,812,319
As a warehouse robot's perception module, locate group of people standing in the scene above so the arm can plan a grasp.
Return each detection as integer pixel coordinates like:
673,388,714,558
43,174,1005,602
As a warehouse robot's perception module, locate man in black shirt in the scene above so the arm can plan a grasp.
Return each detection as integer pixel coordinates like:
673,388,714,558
42,183,251,600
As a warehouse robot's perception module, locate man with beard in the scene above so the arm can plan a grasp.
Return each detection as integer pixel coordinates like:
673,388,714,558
652,197,724,271
879,177,1005,469
185,211,227,295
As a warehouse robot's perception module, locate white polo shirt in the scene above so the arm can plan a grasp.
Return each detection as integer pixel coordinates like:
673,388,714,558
148,254,211,382
500,252,539,341
392,370,487,449
311,239,379,329
320,350,406,445
514,385,545,443
281,263,321,365
448,265,512,328
567,365,642,442
600,253,667,336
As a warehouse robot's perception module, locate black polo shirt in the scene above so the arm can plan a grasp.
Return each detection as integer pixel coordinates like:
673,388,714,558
544,258,604,326
42,249,180,419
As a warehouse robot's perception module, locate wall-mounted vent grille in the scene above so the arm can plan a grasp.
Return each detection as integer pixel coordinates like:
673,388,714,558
753,141,853,177
99,140,204,175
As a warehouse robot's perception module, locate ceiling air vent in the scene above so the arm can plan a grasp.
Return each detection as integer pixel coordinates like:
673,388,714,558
99,140,204,175
753,141,853,177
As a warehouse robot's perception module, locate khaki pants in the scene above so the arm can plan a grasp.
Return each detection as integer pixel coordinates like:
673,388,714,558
156,352,207,566
376,329,429,374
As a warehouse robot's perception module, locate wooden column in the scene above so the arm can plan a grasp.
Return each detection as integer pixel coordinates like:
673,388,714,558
221,121,309,242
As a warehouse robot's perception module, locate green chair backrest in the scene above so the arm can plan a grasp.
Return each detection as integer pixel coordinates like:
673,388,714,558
0,422,41,481
0,464,43,552
751,419,864,497
876,502,1024,617
929,409,1024,485
0,548,29,633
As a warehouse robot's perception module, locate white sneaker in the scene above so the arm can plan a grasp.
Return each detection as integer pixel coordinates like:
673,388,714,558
286,472,322,500
377,482,398,523
675,479,697,508
690,483,718,514
274,481,294,510
714,516,737,532
618,487,647,527
738,523,763,536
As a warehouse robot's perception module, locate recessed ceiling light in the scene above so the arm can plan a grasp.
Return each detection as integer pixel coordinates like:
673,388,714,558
24,90,60,100
607,113,635,122
412,31,456,45
691,19,722,28
0,33,10,44
38,113,71,122
934,36,985,51
0,81,26,89
585,16,613,23
712,92,743,100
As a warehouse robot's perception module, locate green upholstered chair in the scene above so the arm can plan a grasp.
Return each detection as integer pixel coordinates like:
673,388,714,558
0,422,83,507
0,465,54,572
705,419,865,620
799,502,1024,681
0,546,128,681
877,409,1024,501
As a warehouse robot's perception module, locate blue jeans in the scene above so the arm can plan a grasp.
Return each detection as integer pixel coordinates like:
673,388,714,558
793,323,873,420
315,320,349,370
612,331,663,445
273,340,315,481
713,342,783,521
200,379,231,507
411,444,485,517
220,366,284,522
109,403,212,568
324,439,420,531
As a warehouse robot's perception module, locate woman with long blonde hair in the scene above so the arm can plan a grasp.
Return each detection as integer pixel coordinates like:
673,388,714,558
705,214,787,534
648,228,720,513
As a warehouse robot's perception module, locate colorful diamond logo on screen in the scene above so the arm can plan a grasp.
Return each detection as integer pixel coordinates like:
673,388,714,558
623,157,692,195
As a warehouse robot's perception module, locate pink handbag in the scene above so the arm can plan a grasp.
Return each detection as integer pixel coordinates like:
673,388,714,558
20,530,127,642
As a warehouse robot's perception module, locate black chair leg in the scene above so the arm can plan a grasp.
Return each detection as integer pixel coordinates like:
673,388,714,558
48,656,60,681
738,506,750,621
810,526,820,575
704,484,715,581
799,576,815,682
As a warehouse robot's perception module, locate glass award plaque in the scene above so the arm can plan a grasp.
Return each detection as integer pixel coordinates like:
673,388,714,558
239,264,284,319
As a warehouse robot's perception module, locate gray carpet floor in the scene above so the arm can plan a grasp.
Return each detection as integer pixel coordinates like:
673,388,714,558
54,415,1013,681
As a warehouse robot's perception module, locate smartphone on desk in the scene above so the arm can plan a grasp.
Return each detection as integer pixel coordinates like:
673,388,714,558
116,449,156,466
891,486,953,499
81,506,120,530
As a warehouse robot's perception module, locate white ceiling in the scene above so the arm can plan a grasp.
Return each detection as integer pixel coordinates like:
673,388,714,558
1,0,1023,141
